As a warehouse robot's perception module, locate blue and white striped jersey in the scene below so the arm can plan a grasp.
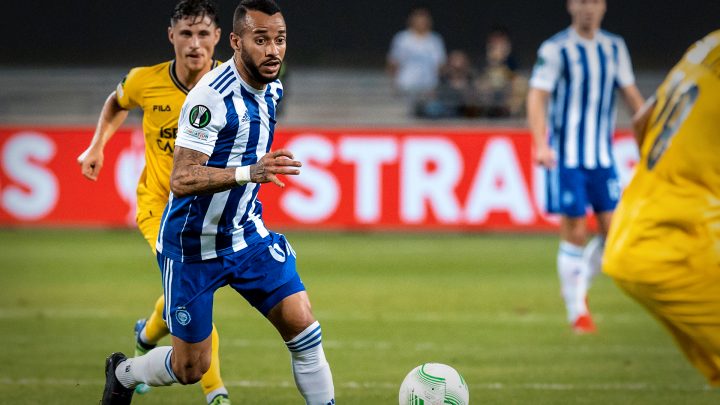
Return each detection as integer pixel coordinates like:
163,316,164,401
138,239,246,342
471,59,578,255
156,58,283,262
530,27,635,169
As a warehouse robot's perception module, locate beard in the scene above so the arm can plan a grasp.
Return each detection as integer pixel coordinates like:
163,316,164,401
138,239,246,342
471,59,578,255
240,48,281,85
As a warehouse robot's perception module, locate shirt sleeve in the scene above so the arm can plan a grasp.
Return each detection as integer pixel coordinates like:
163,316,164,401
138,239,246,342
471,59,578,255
616,38,636,88
435,34,447,66
388,32,404,63
175,86,227,157
529,41,563,92
115,68,140,110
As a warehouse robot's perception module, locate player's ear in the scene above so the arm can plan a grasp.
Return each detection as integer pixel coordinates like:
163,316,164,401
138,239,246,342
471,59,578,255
229,32,241,52
168,26,175,45
213,27,222,46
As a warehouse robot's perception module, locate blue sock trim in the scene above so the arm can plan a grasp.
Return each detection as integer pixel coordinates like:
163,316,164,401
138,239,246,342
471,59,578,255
286,323,322,353
559,241,583,258
290,339,322,353
164,348,178,383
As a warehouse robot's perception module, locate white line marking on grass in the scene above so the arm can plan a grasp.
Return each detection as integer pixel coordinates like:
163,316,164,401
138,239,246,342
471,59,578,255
0,308,113,319
0,377,712,392
222,338,678,355
314,311,651,325
0,308,651,325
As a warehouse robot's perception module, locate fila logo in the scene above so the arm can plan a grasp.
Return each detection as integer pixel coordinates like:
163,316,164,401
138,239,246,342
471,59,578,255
153,105,172,112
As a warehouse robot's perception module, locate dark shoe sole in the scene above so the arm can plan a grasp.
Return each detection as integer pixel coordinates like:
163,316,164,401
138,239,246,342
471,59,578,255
101,352,134,405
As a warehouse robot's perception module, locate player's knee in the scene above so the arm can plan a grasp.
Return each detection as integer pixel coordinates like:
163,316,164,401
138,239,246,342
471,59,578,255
294,299,314,322
175,371,202,385
569,233,585,246
289,301,316,334
174,359,210,385
560,218,587,246
287,314,318,340
564,226,586,246
278,314,317,342
172,352,211,385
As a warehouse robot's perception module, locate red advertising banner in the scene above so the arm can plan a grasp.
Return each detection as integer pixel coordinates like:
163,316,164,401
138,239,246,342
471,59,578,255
0,126,638,230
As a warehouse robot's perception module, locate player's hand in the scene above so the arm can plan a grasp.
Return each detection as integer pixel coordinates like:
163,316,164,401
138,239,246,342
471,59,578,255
533,144,556,169
77,146,104,181
250,149,302,188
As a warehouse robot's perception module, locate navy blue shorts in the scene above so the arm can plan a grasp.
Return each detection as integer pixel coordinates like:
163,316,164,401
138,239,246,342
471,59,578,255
545,166,620,217
156,232,305,343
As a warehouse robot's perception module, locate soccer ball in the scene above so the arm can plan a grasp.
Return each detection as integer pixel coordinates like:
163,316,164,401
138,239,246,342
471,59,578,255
399,363,469,405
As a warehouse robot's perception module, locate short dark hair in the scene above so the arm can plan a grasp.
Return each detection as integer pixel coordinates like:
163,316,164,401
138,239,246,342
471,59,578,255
488,25,510,38
233,0,282,34
171,0,220,27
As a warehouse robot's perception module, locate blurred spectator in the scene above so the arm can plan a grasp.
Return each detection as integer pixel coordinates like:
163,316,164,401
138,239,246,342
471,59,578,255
475,27,527,117
417,49,480,118
387,7,447,111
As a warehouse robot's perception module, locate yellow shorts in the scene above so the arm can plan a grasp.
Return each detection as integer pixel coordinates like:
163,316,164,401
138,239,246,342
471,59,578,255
136,201,166,254
611,266,720,387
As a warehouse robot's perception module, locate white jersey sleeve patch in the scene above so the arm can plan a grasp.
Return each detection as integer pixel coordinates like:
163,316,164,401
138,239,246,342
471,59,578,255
530,41,563,92
175,86,227,157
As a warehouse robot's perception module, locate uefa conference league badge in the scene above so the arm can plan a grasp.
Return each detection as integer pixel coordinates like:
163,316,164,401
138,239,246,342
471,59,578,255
189,105,211,129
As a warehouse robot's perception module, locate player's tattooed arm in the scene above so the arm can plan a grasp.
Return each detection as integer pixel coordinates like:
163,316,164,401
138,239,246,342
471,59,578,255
170,146,235,197
170,146,302,197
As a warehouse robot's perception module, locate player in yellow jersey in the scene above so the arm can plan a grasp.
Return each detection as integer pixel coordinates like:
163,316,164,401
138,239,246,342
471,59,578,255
77,1,230,403
603,30,720,386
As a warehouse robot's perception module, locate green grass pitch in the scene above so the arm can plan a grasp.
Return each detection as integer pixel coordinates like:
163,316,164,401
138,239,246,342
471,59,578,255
0,229,717,404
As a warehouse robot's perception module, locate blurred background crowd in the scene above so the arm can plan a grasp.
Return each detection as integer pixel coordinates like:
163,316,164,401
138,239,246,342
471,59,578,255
388,8,526,119
2,0,718,127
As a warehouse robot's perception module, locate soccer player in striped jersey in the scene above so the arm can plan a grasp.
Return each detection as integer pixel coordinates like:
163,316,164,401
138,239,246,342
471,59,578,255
604,30,720,387
78,1,231,404
526,0,644,333
101,1,336,404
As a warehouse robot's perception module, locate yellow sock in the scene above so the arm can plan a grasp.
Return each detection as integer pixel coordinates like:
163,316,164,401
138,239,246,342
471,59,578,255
144,295,169,343
201,324,227,399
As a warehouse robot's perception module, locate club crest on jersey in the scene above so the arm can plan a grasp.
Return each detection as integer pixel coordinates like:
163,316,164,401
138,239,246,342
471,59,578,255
175,308,191,326
189,105,211,128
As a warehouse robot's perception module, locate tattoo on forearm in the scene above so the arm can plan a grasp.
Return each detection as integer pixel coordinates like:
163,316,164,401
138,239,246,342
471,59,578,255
171,146,238,196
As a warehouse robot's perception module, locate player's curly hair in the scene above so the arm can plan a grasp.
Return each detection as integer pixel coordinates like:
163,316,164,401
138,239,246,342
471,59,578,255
233,0,282,34
171,0,220,26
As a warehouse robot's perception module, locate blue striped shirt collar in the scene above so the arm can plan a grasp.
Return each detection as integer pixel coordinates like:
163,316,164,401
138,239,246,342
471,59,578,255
568,26,603,44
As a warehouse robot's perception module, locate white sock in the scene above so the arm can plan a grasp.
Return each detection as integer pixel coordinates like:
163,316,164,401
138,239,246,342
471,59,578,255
205,387,229,404
115,346,177,389
285,321,335,405
138,326,153,346
583,236,605,287
557,241,589,323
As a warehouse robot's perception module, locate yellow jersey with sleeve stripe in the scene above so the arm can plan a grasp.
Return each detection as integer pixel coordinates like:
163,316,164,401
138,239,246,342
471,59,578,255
115,59,220,249
604,30,720,283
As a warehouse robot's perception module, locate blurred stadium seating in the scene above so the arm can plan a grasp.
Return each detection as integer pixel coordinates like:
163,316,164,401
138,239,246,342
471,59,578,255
0,67,665,127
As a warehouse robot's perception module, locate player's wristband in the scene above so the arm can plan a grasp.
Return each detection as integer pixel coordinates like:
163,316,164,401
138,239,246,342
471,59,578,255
234,165,251,186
